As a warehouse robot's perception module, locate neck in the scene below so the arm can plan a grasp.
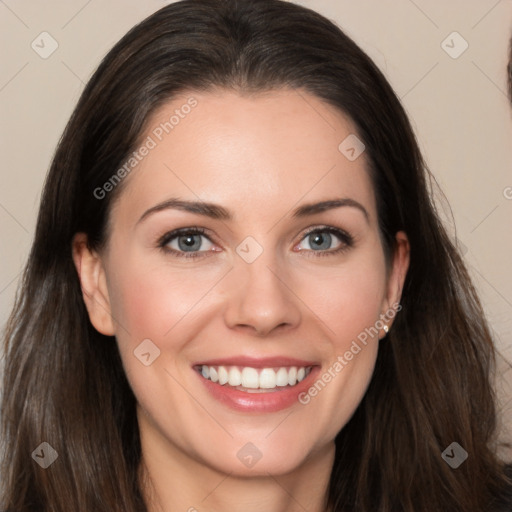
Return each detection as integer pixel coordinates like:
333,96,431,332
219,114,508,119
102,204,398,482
138,417,335,512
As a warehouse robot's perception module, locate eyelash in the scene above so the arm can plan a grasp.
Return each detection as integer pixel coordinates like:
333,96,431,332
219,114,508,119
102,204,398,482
300,226,354,258
157,225,354,259
157,227,211,259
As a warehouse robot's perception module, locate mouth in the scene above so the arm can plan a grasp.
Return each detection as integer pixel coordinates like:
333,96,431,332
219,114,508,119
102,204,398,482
194,364,313,392
192,357,320,412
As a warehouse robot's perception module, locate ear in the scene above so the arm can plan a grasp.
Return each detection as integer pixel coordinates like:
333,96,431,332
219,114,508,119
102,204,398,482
72,233,115,336
380,230,410,336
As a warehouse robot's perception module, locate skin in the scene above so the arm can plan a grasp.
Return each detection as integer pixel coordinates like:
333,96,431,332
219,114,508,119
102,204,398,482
73,89,409,512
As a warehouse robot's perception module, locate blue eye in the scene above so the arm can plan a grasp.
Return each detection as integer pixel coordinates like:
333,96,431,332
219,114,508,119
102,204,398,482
296,227,353,255
158,228,215,258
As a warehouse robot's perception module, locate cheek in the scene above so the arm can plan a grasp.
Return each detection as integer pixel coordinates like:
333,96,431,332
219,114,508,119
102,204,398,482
106,250,223,343
300,254,388,345
292,249,386,435
334,268,385,340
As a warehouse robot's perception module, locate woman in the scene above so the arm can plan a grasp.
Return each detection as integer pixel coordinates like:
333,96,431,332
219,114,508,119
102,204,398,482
1,0,510,510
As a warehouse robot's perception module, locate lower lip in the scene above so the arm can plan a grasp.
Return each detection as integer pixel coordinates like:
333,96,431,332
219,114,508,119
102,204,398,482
195,367,320,412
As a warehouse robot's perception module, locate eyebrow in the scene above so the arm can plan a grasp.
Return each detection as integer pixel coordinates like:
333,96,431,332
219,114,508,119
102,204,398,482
137,198,231,224
137,197,369,224
292,198,369,221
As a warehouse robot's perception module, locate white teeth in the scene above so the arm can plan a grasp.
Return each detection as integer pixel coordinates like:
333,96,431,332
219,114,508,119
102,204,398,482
198,364,312,390
276,367,289,387
218,366,229,385
259,368,277,389
228,367,242,386
241,367,259,389
288,366,297,386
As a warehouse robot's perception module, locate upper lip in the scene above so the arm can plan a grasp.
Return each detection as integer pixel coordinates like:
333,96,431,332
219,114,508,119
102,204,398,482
193,356,318,368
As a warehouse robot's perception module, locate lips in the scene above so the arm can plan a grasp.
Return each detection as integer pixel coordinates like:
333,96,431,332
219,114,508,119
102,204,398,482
192,356,320,412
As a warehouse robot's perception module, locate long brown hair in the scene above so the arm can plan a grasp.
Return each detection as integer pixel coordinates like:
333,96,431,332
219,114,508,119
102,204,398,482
1,1,510,510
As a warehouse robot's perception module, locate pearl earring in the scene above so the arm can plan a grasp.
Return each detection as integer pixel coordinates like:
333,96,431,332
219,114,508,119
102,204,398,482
383,324,389,334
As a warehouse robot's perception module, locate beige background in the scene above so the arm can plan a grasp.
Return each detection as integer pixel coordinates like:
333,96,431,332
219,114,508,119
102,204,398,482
1,0,511,455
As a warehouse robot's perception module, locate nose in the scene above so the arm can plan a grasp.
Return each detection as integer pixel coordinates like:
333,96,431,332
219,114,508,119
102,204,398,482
222,249,302,337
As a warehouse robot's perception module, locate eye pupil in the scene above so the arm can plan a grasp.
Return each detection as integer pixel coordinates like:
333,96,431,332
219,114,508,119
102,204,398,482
178,234,201,251
309,232,331,250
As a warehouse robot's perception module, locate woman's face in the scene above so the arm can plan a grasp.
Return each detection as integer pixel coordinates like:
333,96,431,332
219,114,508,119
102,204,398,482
75,89,409,478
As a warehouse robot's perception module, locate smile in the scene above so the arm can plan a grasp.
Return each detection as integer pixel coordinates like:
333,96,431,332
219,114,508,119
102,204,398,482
197,365,313,392
193,357,320,412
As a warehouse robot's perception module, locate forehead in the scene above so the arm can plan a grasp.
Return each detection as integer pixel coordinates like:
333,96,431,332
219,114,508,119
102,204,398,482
114,89,376,226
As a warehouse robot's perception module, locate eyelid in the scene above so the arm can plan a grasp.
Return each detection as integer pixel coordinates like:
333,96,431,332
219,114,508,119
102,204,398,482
293,225,354,253
157,226,212,246
299,224,352,241
157,226,220,259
